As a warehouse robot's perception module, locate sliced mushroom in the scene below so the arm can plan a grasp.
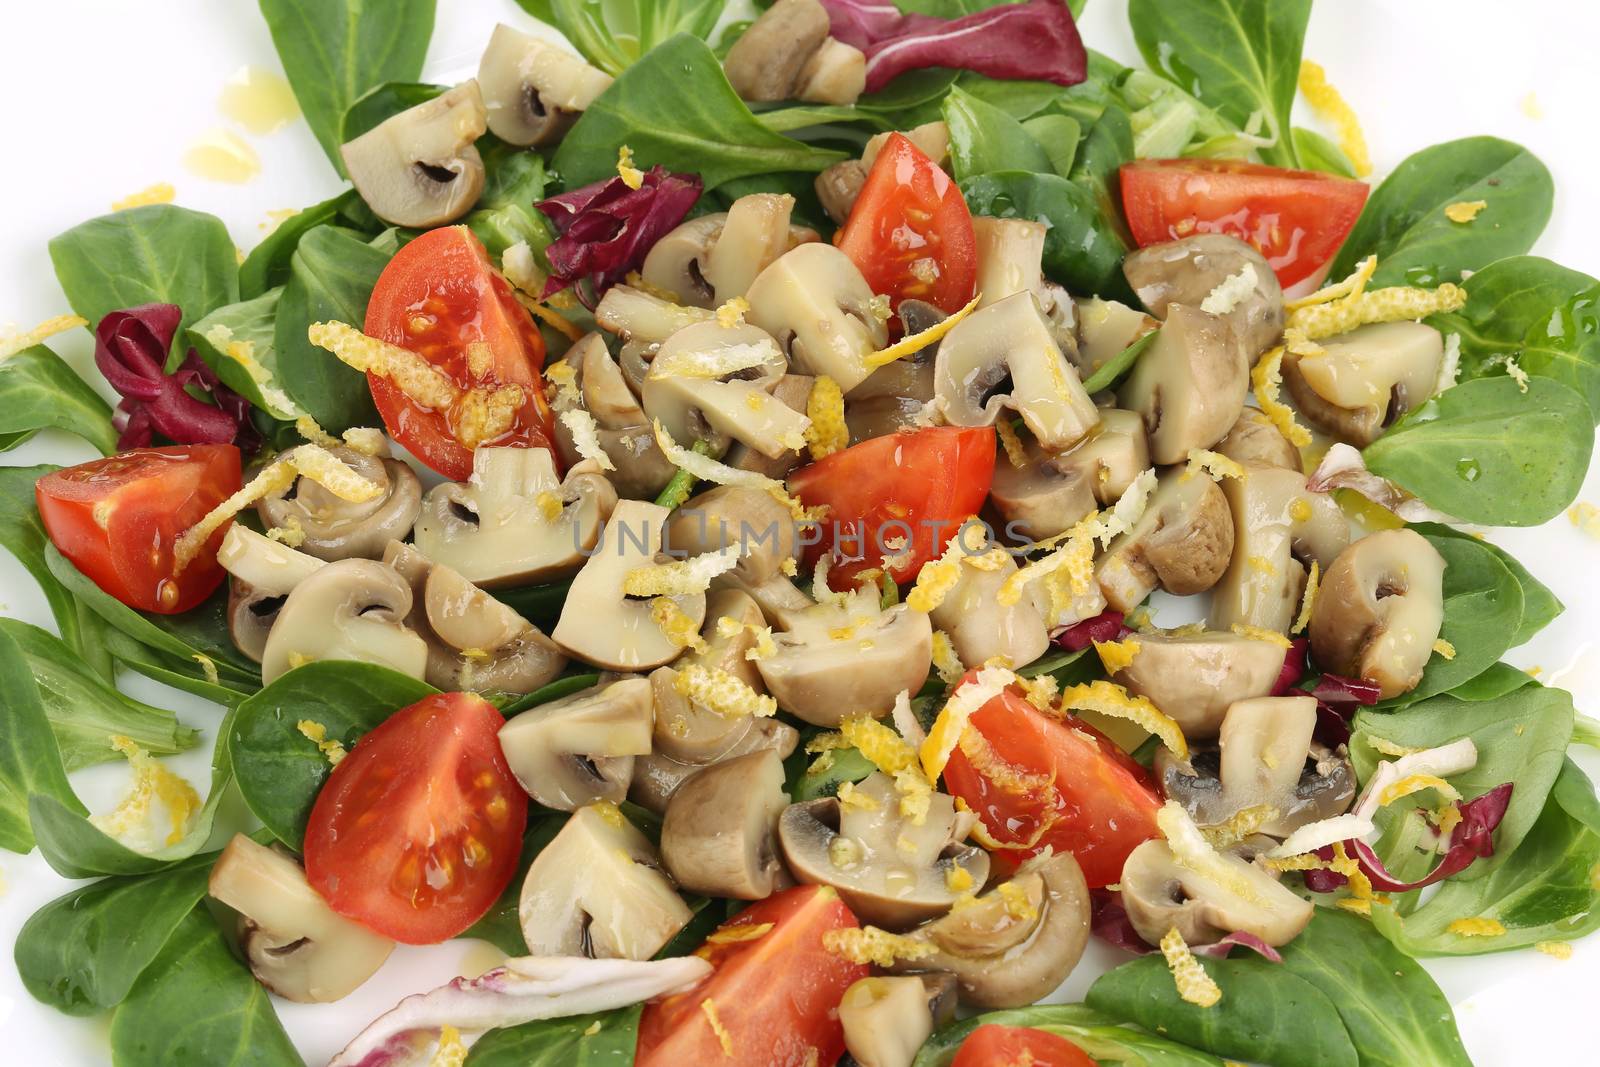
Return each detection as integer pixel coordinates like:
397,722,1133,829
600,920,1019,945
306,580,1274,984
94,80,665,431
594,285,715,350
664,485,799,588
520,803,692,960
1096,468,1235,612
726,373,815,481
714,568,819,630
1073,296,1159,380
1123,235,1285,362
891,851,1089,1010
414,447,617,587
723,0,832,102
756,594,933,726
746,243,888,393
218,526,326,662
1158,696,1356,837
260,559,428,685
1210,465,1350,633
1117,304,1248,464
209,834,394,1003
1310,529,1446,699
1111,629,1289,740
1216,407,1301,471
630,716,800,814
341,81,487,228
548,334,678,499
477,24,612,147
929,548,1048,672
661,750,789,899
797,37,867,105
552,499,707,671
498,678,654,810
844,301,943,442
934,291,1100,452
256,446,421,562
641,195,818,308
1283,322,1445,447
1120,834,1314,949
641,321,809,458
779,773,989,929
990,409,1150,542
840,976,951,1067
970,217,1078,356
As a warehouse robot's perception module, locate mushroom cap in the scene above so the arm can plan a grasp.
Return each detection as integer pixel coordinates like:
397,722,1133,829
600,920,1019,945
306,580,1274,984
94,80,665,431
990,408,1150,543
641,194,818,308
1123,234,1285,361
478,24,611,147
217,526,326,663
778,774,990,929
1111,629,1289,739
1310,528,1446,699
1072,296,1159,380
840,976,941,1067
1097,469,1235,612
1117,303,1249,465
228,579,281,664
661,749,790,899
256,448,422,562
724,0,832,101
1120,836,1314,949
928,547,1048,673
548,335,679,498
892,851,1090,1010
756,597,933,726
816,159,869,225
664,484,799,588
642,321,807,459
1216,407,1302,471
498,677,655,811
629,716,800,814
259,559,428,685
746,243,887,393
340,81,488,228
647,589,769,763
1283,322,1444,447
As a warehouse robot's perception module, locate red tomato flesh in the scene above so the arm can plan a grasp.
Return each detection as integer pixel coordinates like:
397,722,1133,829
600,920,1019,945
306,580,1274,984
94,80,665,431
952,1024,1098,1067
303,692,527,944
837,133,978,321
1120,159,1369,289
364,225,556,481
942,678,1162,888
787,426,996,590
35,444,241,614
636,886,869,1067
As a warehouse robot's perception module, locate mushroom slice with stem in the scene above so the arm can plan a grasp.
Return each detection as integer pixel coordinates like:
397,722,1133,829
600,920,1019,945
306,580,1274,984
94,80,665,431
1310,528,1446,699
989,409,1150,543
259,559,428,685
519,803,693,960
1117,304,1248,465
1123,234,1285,362
723,0,833,101
217,526,325,662
661,749,789,899
1216,407,1301,471
844,301,943,443
641,194,818,308
778,772,990,929
552,499,708,671
498,677,654,810
631,717,799,814
1111,629,1289,740
593,285,715,350
209,834,395,1003
1073,296,1159,381
341,81,488,228
1210,464,1350,634
840,975,955,1067
1119,834,1314,950
1282,322,1444,447
414,446,617,588
256,445,422,562
641,321,809,459
548,335,678,498
934,291,1100,452
889,851,1090,1010
1096,468,1235,612
726,372,815,480
664,485,800,588
970,218,1078,359
477,24,612,147
745,243,888,393
929,546,1049,672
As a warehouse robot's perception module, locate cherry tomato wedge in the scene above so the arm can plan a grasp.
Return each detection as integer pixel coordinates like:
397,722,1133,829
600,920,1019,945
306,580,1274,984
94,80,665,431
637,886,868,1067
942,676,1162,888
304,692,527,944
35,444,241,614
788,426,996,590
363,225,557,481
1120,159,1369,289
952,1024,1098,1067
837,133,977,320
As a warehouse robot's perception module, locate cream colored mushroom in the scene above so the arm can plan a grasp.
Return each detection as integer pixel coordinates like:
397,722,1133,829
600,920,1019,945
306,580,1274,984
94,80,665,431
989,409,1150,542
726,373,816,481
413,446,616,588
815,121,950,225
519,803,692,960
1122,234,1285,361
641,195,818,308
929,548,1048,672
1119,835,1313,949
646,589,771,764
1073,296,1158,380
745,243,888,393
218,526,326,662
1110,629,1289,739
723,0,832,101
661,750,789,899
1117,304,1248,464
664,485,799,588
840,976,950,1067
498,678,654,810
970,217,1078,356
714,568,819,630
1216,407,1301,470
259,559,428,685
477,24,612,147
1210,465,1350,634
631,717,800,814
548,334,678,499
209,834,394,1003
1283,322,1444,447
641,321,810,458
593,285,715,349
797,37,867,105
844,301,942,442
256,445,421,562
755,593,932,726
934,291,1100,452
1310,529,1446,699
1096,468,1235,612
341,81,487,228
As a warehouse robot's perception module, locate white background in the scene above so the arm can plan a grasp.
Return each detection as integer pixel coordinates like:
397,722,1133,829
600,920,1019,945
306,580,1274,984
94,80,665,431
2,1,1600,1063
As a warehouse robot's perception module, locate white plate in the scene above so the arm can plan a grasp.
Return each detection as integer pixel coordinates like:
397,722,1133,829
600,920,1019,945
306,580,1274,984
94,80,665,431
2,0,1598,1063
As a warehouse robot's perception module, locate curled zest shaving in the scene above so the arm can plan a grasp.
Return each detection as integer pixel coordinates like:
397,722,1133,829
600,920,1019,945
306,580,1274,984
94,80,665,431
863,292,981,369
1160,926,1222,1008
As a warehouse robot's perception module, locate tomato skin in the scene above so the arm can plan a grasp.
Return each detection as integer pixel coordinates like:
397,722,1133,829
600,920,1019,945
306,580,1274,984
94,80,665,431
837,133,977,320
1120,159,1369,289
637,886,868,1067
788,426,996,590
304,692,527,944
363,226,556,480
35,445,241,614
951,1024,1098,1067
942,680,1162,888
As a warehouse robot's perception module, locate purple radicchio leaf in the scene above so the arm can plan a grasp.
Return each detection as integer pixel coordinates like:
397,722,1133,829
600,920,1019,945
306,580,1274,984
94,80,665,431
1053,609,1129,652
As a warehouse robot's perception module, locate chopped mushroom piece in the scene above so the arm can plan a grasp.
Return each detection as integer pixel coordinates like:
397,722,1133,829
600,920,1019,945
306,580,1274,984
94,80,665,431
1282,322,1444,447
520,803,693,960
840,976,952,1067
797,36,868,105
259,558,428,685
778,772,989,929
1310,529,1446,699
498,678,654,810
218,526,326,662
477,24,612,147
255,444,421,562
1073,296,1159,380
1117,304,1248,464
1216,407,1302,471
815,121,950,225
989,409,1150,542
723,0,833,101
745,243,888,393
209,834,394,1003
726,372,815,480
631,717,800,814
1097,468,1235,612
969,217,1079,358
341,81,488,228
845,300,944,442
664,485,800,587
928,547,1049,672
414,446,616,588
594,284,715,351
1111,629,1289,739
641,321,810,458
647,589,771,764
661,750,790,899
1120,834,1314,949
548,334,678,498
640,194,818,308
1123,234,1285,362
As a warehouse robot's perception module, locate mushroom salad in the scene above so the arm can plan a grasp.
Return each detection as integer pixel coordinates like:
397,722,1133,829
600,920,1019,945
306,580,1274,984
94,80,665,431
5,1,1598,1066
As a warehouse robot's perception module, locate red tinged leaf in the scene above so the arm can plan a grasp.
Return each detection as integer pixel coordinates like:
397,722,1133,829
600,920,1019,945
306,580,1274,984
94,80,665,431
1053,609,1129,651
537,165,701,308
1271,637,1310,696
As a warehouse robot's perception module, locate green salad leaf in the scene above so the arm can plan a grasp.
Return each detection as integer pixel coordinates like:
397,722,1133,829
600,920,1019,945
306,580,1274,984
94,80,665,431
912,1004,1225,1066
943,85,1053,181
1292,126,1358,177
1411,522,1562,650
0,628,82,853
0,345,117,455
0,465,105,661
466,1003,643,1066
548,0,727,77
188,289,299,421
238,190,375,299
961,171,1131,298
